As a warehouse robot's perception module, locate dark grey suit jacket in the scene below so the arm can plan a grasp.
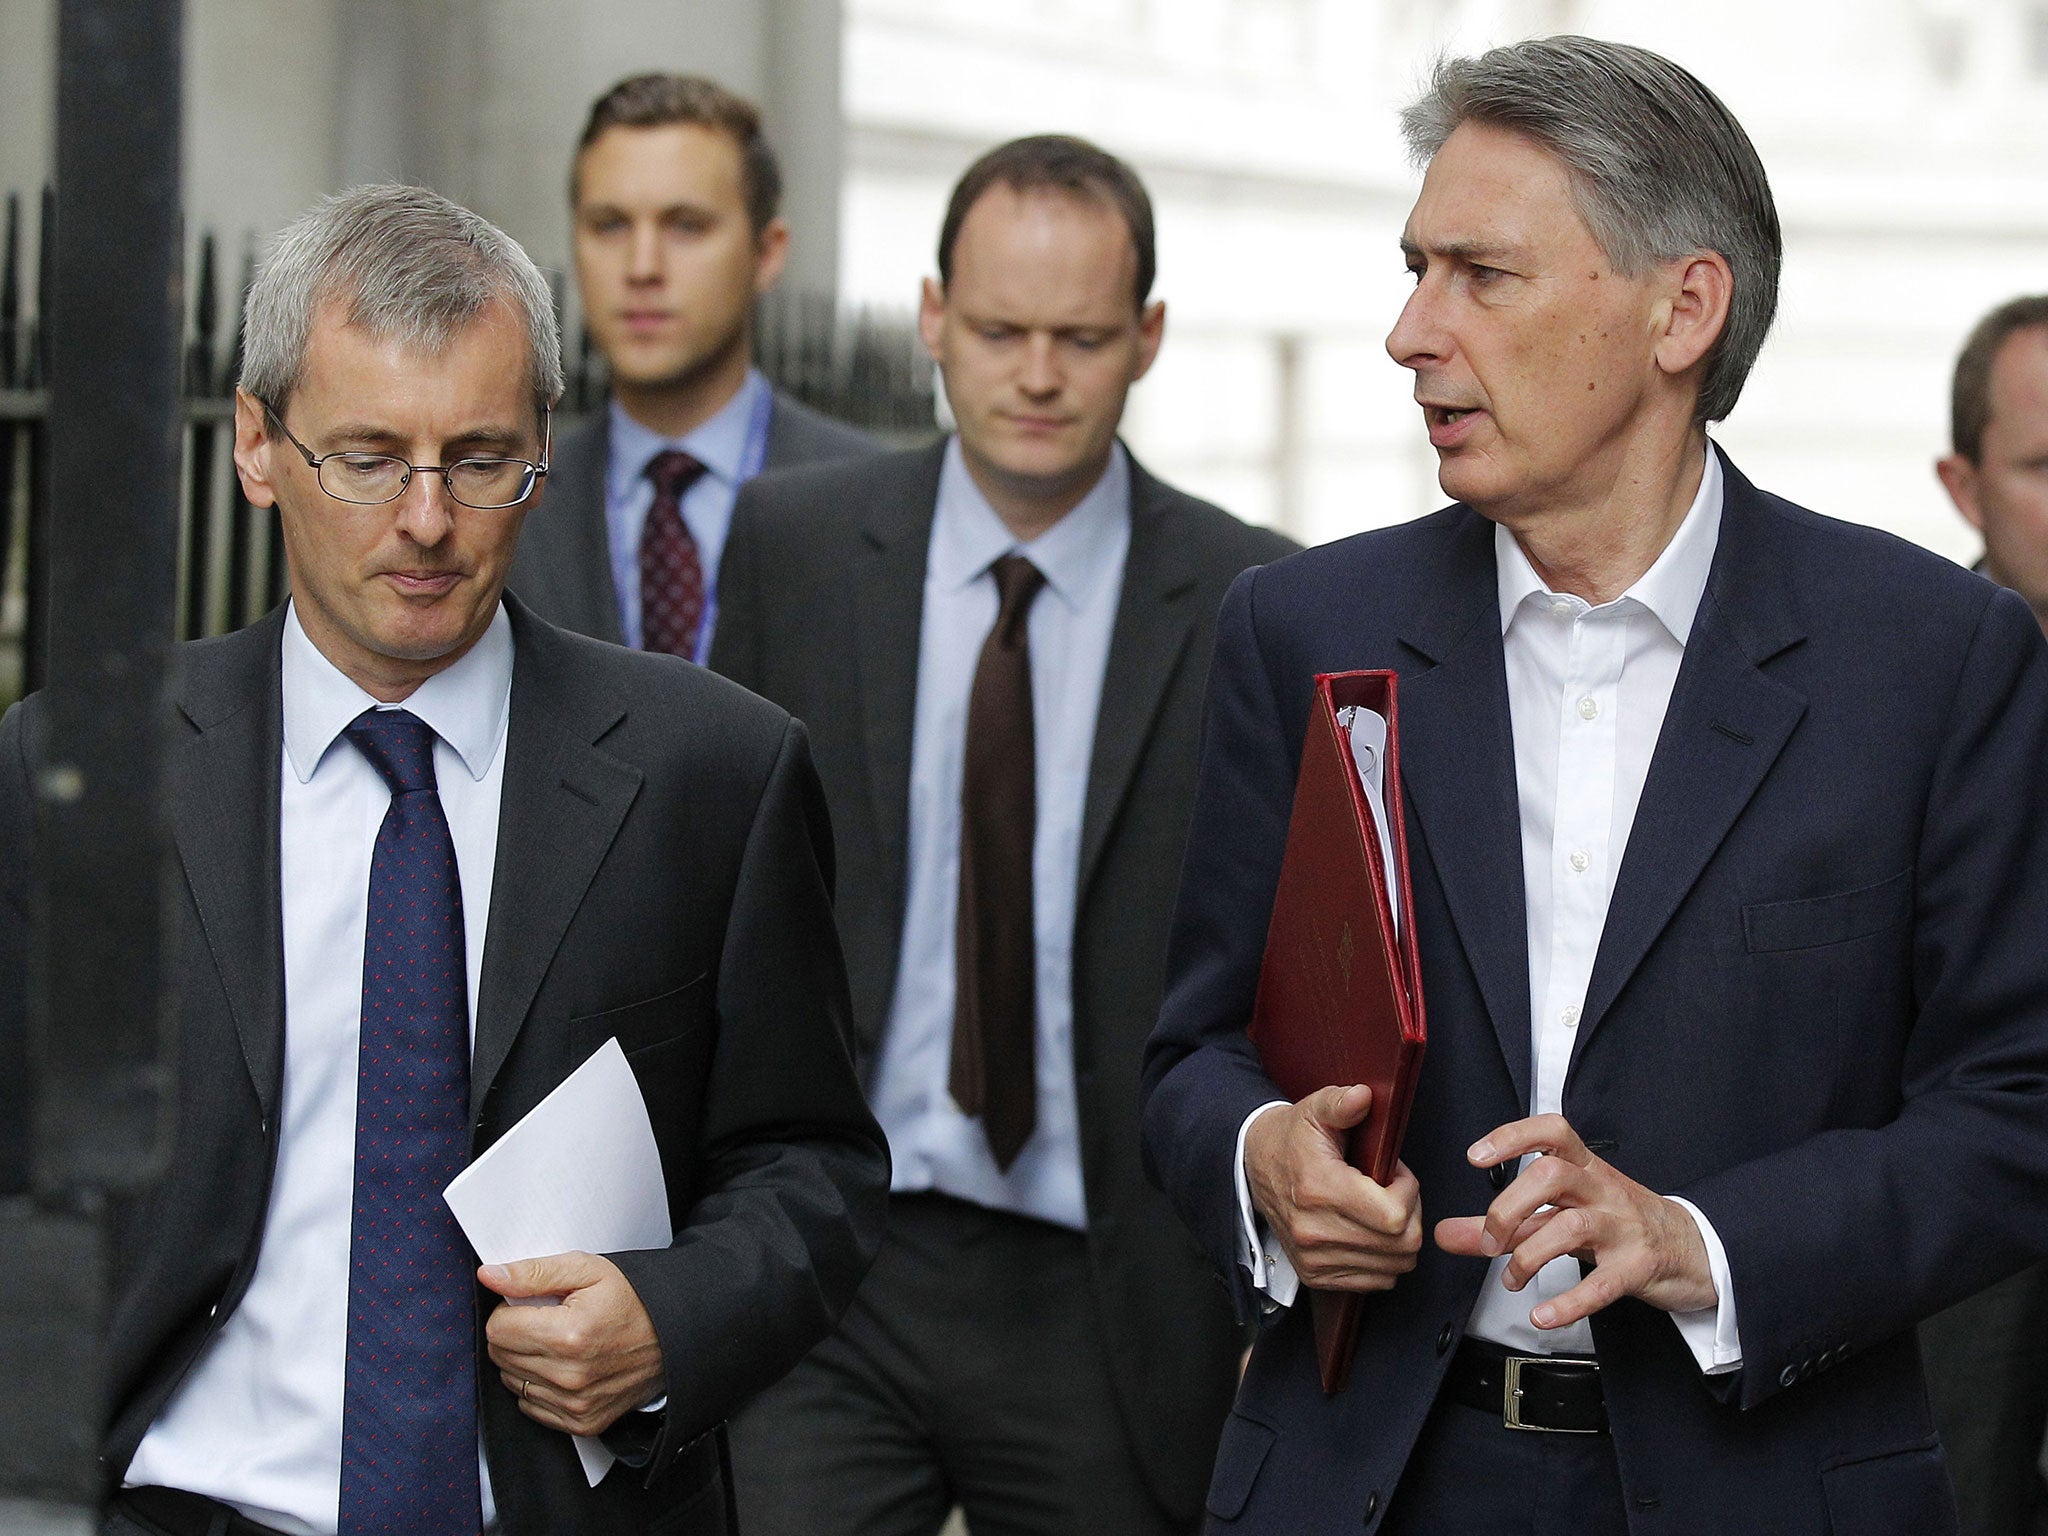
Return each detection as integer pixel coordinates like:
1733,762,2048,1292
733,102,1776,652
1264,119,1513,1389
0,597,890,1535
510,388,882,645
708,441,1298,1522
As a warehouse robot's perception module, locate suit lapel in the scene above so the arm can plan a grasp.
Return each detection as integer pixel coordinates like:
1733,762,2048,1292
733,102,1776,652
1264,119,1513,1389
1393,515,1535,1106
171,612,289,1119
470,599,643,1116
1575,465,1808,1048
850,447,943,938
1077,459,1200,901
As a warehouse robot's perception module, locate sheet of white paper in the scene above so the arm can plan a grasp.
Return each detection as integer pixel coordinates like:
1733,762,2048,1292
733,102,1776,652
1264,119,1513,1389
443,1036,671,1487
1340,705,1402,940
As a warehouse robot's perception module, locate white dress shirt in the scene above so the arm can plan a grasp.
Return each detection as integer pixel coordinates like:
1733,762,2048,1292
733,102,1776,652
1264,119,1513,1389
604,368,772,658
1237,445,1742,1376
867,436,1132,1231
125,602,512,1533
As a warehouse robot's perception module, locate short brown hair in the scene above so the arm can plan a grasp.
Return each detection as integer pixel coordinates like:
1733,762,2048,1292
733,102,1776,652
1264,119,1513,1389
1952,295,2048,462
938,135,1156,311
573,73,782,233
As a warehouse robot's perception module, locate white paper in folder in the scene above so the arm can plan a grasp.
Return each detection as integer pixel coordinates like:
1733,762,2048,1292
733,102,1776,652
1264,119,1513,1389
1338,705,1402,939
443,1036,671,1487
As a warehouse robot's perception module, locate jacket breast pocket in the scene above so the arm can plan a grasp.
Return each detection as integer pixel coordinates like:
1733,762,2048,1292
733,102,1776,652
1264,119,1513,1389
569,972,714,1062
1820,1438,1957,1535
1743,868,1912,953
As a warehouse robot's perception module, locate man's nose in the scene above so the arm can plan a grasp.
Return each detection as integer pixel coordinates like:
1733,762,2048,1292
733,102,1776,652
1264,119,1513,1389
1018,333,1060,396
626,221,663,284
393,469,457,545
1385,282,1445,371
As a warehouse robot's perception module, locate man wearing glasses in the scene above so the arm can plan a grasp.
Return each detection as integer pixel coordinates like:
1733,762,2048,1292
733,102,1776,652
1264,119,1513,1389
0,184,887,1536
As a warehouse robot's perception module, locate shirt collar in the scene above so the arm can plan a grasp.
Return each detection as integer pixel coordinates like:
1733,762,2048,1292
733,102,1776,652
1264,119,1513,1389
928,435,1131,612
1495,440,1724,644
281,600,515,785
606,367,769,505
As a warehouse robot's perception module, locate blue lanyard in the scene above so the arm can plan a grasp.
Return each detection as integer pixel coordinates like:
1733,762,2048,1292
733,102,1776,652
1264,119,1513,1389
691,383,775,663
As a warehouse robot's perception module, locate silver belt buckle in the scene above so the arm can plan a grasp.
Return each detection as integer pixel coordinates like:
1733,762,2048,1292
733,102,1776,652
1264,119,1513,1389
1502,1354,1602,1433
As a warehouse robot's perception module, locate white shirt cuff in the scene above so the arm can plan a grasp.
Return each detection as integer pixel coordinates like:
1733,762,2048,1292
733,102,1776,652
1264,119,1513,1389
1664,1196,1741,1374
1234,1101,1300,1310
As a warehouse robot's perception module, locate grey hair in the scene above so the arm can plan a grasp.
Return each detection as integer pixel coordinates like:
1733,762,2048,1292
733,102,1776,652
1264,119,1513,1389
1401,35,1781,424
238,183,563,426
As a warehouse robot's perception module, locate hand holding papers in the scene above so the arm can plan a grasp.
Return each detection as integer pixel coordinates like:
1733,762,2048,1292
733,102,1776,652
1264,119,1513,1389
444,1037,672,1485
1246,671,1426,1393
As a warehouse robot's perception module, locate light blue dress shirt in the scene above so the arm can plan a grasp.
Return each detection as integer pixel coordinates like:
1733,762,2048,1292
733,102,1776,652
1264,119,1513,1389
604,368,772,659
868,437,1133,1232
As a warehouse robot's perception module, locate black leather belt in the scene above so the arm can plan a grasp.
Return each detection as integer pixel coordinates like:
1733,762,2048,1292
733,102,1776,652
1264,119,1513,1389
112,1487,292,1536
1444,1338,1608,1433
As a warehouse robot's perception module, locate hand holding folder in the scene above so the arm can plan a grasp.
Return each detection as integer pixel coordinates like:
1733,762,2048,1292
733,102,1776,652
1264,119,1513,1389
1246,671,1427,1393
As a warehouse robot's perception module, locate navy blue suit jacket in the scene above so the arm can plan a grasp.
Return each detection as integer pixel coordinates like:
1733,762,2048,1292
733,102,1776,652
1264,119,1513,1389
1140,457,2048,1535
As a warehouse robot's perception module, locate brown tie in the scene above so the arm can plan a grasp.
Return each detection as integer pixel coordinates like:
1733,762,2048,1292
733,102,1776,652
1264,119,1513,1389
952,553,1047,1170
639,449,708,657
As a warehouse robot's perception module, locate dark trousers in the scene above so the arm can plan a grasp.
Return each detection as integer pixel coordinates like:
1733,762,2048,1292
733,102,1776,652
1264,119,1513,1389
1922,1263,2048,1536
729,1191,1185,1536
1377,1391,1630,1536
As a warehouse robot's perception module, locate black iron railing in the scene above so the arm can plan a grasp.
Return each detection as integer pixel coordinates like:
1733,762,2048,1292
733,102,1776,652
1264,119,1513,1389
0,188,937,708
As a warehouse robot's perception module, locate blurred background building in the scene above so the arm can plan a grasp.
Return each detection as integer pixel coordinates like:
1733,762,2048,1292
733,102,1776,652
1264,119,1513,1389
4,0,2048,700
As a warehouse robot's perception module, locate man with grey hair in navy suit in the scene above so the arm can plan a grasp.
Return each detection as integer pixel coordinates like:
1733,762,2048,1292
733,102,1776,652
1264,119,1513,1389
1143,36,2048,1535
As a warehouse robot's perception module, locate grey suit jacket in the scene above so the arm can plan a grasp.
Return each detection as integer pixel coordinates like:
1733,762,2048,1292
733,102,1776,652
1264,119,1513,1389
708,440,1298,1523
0,597,890,1535
509,388,882,645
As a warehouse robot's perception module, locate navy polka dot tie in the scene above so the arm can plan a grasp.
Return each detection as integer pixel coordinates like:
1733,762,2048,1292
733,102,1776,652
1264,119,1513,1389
337,708,480,1536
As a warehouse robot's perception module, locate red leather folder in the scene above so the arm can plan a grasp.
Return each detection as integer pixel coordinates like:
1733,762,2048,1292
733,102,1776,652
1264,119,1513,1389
1247,671,1426,1394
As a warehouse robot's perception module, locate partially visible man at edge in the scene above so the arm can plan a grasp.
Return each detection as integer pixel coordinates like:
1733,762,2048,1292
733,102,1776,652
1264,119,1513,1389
0,184,887,1536
1937,296,2048,638
1922,292,2048,1536
508,72,878,661
1141,35,2048,1536
712,134,1297,1534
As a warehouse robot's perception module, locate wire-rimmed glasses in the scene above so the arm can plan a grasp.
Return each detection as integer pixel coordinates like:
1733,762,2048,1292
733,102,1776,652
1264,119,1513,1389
259,399,550,510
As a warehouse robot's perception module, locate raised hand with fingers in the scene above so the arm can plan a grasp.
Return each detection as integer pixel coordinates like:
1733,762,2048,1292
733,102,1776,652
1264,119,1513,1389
1242,1083,1423,1292
1434,1113,1715,1332
480,1250,666,1437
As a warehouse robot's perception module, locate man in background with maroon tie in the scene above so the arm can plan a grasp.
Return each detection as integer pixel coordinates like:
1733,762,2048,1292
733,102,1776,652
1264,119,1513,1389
509,72,878,661
711,134,1295,1536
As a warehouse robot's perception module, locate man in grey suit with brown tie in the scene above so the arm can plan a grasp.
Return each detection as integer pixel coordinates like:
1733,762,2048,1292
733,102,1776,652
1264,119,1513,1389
712,134,1297,1535
509,72,877,660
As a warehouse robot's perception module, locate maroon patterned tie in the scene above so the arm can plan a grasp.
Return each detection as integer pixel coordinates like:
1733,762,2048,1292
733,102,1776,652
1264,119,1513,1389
639,449,708,657
952,553,1047,1170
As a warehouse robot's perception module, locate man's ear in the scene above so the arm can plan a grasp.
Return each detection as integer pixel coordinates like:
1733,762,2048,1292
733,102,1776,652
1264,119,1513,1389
1131,298,1167,384
232,389,282,510
1936,452,1986,533
1652,251,1734,383
751,216,791,297
917,276,947,364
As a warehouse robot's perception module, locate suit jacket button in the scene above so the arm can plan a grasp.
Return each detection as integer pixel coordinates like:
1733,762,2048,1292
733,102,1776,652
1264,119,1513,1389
1436,1322,1455,1356
1779,1364,1799,1388
1363,1491,1379,1523
1488,1162,1511,1191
